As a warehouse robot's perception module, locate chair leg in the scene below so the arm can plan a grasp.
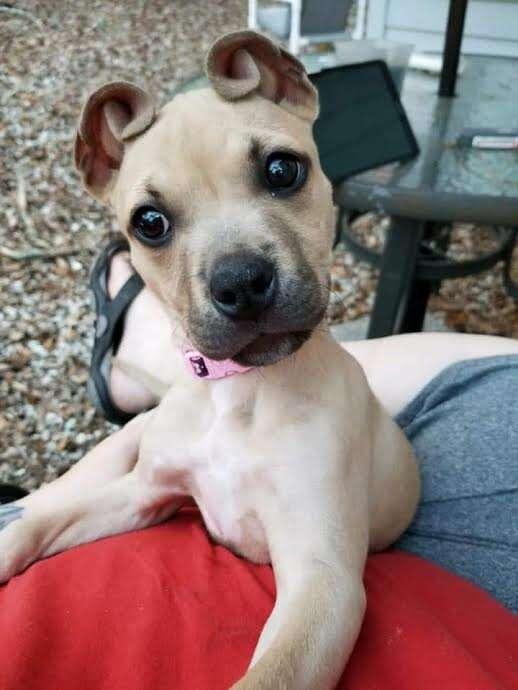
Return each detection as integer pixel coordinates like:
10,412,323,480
248,0,258,28
367,216,423,339
289,0,302,54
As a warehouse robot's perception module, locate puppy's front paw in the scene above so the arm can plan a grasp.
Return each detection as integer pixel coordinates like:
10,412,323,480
0,505,42,583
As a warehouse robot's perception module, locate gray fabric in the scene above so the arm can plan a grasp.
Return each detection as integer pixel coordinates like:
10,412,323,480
301,0,354,35
0,505,24,530
394,355,518,612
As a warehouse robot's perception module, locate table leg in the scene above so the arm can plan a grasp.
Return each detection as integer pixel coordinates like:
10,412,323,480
367,216,423,338
399,221,447,332
399,280,432,333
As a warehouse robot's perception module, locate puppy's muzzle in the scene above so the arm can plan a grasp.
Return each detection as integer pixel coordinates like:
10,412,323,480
210,251,276,321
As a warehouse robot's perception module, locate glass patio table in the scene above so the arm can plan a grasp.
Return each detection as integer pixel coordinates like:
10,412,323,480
333,55,518,337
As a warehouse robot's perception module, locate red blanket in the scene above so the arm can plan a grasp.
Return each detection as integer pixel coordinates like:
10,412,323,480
1,510,516,689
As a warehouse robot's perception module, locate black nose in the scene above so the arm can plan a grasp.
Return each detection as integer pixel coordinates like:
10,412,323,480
210,252,276,321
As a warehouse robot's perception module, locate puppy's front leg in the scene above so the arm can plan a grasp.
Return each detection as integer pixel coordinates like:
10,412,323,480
0,472,185,583
234,554,366,690
0,416,185,582
234,474,370,690
8,412,152,516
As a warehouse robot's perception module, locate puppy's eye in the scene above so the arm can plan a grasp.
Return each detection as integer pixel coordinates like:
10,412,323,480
264,152,304,194
131,206,172,247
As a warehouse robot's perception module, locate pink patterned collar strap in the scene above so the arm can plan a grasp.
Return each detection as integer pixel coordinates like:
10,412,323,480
181,346,253,380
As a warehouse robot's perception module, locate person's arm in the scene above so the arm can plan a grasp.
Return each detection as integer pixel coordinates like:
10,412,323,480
342,332,518,417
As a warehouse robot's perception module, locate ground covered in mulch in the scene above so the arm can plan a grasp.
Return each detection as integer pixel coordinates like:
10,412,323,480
1,1,516,490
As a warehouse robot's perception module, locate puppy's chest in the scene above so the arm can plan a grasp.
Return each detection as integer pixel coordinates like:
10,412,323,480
192,418,272,563
195,468,269,565
147,387,273,563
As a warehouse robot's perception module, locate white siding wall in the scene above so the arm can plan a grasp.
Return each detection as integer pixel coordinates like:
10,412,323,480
365,0,518,57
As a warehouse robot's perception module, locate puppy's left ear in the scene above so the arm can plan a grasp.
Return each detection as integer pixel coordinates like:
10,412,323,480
74,81,155,201
206,30,318,122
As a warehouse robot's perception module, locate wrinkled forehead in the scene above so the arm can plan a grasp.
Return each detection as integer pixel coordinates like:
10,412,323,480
158,88,315,149
114,89,317,210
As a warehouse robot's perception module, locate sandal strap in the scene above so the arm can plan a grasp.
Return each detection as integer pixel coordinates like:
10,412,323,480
0,483,28,505
89,273,144,426
102,272,145,354
88,237,145,425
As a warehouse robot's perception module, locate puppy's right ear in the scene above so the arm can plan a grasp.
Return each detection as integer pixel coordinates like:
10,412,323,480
74,82,155,201
206,31,318,122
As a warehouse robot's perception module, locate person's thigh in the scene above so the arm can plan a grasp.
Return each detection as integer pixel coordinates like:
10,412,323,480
393,354,518,611
343,332,518,417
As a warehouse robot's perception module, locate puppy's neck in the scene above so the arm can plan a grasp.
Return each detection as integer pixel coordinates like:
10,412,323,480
118,327,341,405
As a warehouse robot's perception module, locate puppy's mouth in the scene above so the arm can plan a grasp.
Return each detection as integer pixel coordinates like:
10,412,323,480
232,330,311,367
182,282,329,368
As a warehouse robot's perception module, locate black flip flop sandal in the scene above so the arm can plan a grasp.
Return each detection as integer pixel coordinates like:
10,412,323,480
0,483,28,505
88,236,144,425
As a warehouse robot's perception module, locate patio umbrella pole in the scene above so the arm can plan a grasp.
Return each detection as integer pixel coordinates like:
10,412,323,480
439,0,469,97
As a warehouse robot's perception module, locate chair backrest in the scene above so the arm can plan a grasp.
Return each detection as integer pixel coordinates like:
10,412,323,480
300,0,354,37
310,61,419,185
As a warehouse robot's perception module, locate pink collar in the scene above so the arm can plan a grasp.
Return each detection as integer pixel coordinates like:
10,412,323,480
182,346,253,380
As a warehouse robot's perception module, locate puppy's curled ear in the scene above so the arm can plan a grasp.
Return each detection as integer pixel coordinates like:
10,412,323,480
74,81,155,201
206,30,318,122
